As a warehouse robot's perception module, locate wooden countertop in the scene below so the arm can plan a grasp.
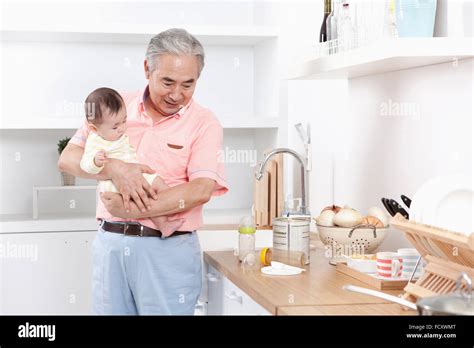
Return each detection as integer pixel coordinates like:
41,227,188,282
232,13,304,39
203,244,417,316
277,304,417,315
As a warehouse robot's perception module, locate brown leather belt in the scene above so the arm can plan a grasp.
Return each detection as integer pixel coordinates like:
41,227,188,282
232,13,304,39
100,220,192,238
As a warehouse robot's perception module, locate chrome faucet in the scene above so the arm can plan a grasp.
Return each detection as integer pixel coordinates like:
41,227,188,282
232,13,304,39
255,148,310,216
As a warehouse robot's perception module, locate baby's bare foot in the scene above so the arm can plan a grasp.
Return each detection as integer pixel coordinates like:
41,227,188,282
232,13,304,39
150,217,185,237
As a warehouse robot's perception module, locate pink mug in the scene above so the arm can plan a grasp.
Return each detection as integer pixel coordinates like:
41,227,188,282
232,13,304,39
376,252,402,278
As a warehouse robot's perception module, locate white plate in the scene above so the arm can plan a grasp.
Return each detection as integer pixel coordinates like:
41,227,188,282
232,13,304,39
420,175,473,235
410,176,443,223
260,266,302,276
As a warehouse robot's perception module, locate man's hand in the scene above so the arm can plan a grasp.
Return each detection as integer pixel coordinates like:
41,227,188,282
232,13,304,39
100,192,130,218
104,159,158,213
94,150,107,168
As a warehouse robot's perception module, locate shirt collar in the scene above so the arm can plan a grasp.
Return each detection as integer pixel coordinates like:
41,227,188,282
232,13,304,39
139,85,192,120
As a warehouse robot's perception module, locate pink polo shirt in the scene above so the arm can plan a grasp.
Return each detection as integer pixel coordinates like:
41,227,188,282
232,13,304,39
70,86,229,231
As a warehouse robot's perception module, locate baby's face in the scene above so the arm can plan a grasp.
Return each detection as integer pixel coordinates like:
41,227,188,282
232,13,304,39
94,107,127,141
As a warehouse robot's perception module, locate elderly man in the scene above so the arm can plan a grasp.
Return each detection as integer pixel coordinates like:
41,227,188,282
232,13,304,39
58,28,228,315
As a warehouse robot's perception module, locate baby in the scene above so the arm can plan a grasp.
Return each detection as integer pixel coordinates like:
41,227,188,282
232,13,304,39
80,87,185,236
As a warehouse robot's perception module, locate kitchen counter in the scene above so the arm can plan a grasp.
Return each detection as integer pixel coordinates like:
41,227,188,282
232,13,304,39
203,244,418,315
0,213,99,233
277,304,416,315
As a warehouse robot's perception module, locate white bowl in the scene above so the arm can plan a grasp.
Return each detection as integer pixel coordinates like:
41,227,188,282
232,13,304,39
345,256,377,273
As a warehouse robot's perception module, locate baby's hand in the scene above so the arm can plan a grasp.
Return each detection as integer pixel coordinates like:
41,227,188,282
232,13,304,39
94,150,107,167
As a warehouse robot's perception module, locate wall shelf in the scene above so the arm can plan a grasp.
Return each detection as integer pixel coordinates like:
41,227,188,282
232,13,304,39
1,24,279,46
289,38,474,80
1,117,281,130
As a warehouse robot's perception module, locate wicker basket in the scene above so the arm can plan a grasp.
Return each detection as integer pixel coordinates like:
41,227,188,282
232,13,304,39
61,172,75,186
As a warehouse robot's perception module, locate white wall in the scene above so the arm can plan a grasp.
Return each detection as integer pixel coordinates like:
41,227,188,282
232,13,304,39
0,1,275,217
288,58,473,250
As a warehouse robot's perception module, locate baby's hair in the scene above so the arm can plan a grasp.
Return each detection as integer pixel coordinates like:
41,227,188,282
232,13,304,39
85,87,124,124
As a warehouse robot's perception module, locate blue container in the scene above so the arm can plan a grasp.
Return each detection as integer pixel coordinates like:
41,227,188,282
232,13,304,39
395,0,437,37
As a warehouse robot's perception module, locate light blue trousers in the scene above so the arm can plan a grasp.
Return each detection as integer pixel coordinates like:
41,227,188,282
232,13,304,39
91,227,202,315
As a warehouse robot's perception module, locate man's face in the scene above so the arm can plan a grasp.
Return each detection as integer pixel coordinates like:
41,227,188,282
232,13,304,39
145,53,200,116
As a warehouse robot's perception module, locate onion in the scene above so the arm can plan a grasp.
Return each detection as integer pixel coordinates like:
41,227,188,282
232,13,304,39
316,210,336,226
321,205,342,214
367,207,389,227
333,208,363,228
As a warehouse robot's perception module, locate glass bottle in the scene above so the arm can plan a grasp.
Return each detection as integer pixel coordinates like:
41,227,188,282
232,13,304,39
330,0,342,54
338,1,355,52
326,0,335,54
260,248,306,268
319,0,332,43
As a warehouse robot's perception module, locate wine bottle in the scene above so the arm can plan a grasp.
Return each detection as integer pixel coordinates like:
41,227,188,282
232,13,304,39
319,0,332,42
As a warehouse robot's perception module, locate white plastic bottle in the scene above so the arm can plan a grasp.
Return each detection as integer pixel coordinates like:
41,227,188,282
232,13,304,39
238,216,256,262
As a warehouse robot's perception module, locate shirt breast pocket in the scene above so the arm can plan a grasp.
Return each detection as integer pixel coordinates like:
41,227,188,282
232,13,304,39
153,137,190,177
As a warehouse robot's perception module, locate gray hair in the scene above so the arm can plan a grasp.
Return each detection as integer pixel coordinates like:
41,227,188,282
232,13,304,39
146,28,205,75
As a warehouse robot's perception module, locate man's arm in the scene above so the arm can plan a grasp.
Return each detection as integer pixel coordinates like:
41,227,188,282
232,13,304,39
58,142,158,212
101,177,216,219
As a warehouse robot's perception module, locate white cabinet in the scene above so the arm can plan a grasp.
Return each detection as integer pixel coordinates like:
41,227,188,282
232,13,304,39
0,231,96,314
195,229,272,314
204,263,271,316
205,264,225,315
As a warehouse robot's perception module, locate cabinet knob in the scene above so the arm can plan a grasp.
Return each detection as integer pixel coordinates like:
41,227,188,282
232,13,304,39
206,273,220,282
225,291,243,304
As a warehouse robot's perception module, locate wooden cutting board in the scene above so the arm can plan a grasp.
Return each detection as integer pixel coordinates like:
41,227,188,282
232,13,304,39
269,159,277,225
273,153,284,218
253,152,284,228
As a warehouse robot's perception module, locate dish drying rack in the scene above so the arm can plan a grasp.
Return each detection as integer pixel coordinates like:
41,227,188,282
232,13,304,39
390,214,474,303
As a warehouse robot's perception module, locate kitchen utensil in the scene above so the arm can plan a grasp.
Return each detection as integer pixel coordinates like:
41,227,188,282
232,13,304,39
420,178,473,235
410,175,473,235
387,199,409,219
269,159,277,223
343,255,377,274
254,150,284,228
401,195,412,208
316,224,389,265
337,262,413,290
391,214,474,304
343,284,417,310
408,255,422,283
270,261,306,272
376,252,402,278
261,265,302,276
344,271,474,315
381,197,395,217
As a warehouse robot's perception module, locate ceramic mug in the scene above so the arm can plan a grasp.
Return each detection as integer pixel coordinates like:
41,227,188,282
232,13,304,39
376,252,402,278
398,248,422,278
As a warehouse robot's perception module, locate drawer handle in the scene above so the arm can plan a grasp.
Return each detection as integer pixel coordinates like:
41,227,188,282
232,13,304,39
206,273,220,282
195,300,206,309
225,291,243,304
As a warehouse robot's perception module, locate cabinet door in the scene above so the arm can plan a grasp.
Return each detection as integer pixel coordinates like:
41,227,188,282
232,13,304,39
0,231,97,314
205,264,225,315
223,277,271,315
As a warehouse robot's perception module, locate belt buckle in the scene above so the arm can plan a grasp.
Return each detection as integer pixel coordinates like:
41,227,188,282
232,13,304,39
123,221,140,236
